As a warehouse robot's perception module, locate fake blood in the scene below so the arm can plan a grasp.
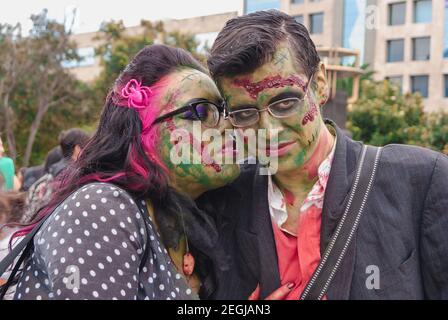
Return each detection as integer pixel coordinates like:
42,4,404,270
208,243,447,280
302,102,318,126
233,75,306,99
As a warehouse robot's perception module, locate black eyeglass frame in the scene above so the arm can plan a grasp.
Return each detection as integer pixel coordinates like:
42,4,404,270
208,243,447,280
153,99,226,128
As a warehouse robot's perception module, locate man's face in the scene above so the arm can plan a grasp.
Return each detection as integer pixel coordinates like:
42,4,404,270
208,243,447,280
218,45,326,174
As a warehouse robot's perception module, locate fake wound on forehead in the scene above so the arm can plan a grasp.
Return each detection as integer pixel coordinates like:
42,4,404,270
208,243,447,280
232,75,307,100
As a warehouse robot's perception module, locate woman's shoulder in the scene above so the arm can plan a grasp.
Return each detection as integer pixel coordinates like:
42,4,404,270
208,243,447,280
40,182,148,242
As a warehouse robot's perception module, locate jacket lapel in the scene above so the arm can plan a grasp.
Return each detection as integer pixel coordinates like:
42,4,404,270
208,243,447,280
320,121,363,299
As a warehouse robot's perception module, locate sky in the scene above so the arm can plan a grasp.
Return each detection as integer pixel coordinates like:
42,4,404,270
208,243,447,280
0,0,243,34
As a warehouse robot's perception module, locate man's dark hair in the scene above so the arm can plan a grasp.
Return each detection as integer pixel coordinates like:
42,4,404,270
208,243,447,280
208,10,321,79
59,128,90,159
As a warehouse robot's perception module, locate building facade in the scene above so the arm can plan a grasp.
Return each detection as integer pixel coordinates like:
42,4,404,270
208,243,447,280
67,12,238,82
244,0,448,112
68,1,448,111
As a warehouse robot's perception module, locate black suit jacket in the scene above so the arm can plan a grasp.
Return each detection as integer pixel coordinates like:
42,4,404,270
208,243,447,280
196,122,448,300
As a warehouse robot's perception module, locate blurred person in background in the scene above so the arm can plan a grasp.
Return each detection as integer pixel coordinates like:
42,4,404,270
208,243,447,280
0,190,26,298
0,137,19,191
21,131,89,224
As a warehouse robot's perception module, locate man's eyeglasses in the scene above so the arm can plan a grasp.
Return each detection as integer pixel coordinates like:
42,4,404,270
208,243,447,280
226,75,314,128
153,99,225,128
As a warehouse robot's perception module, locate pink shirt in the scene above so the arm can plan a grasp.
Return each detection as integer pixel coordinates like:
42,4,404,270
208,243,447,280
268,140,336,300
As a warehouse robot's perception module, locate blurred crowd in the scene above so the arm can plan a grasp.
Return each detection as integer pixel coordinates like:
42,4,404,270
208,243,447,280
0,129,90,276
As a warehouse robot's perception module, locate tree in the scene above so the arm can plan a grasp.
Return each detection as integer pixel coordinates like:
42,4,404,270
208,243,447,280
347,79,448,155
0,10,96,166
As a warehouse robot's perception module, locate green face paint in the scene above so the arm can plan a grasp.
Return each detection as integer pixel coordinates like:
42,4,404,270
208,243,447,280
155,68,240,197
218,44,325,176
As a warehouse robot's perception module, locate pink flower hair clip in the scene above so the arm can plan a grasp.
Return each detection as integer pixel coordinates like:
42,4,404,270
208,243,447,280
119,79,153,110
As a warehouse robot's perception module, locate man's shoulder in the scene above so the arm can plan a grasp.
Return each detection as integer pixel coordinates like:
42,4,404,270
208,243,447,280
379,143,443,171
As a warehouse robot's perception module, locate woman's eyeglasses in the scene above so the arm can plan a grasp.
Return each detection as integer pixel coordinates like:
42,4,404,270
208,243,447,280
153,99,225,128
226,75,313,128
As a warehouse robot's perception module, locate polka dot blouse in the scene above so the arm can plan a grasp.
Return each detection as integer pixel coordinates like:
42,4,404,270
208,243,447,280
13,182,198,300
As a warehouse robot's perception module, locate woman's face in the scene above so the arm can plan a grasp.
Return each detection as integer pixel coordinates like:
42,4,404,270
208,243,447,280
154,68,240,197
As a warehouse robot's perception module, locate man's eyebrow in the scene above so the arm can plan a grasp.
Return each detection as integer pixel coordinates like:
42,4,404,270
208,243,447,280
267,91,302,105
229,103,258,111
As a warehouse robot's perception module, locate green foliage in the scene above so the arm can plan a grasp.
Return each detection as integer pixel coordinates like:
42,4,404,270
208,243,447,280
348,79,448,154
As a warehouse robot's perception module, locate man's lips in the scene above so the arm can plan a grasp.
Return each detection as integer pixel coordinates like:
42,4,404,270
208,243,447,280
260,141,297,157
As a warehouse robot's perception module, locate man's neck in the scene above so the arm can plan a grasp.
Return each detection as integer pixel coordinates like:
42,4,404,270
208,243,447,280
274,123,335,201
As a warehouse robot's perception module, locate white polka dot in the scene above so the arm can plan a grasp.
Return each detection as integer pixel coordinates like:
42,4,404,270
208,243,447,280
96,189,102,194
101,283,108,290
159,284,165,291
54,269,59,276
73,287,79,294
127,282,132,289
75,202,80,207
120,289,126,296
122,242,128,248
36,295,42,300
111,228,117,235
101,198,107,204
109,209,116,215
59,238,65,245
95,242,101,249
110,276,115,283
68,210,73,216
52,232,58,238
100,216,107,222
120,203,125,210
91,204,96,210
113,191,119,197
78,257,85,264
124,262,130,269
76,238,82,244
87,250,93,256
82,211,88,217
68,247,74,253
114,249,120,256
84,194,90,199
61,221,66,227
186,288,192,295
106,256,113,263
52,249,57,256
103,235,109,242
171,292,176,298
67,228,73,234
98,263,104,269
160,265,165,271
117,269,123,276
148,277,153,283
90,270,96,277
63,204,68,210
84,230,90,237
93,291,99,298
60,257,66,263
119,222,126,228
75,219,80,225
81,278,88,285
35,283,41,289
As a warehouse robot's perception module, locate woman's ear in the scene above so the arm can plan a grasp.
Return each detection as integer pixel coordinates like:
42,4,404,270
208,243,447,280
313,62,329,106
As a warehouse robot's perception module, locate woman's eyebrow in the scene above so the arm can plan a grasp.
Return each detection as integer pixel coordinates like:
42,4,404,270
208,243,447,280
267,91,302,105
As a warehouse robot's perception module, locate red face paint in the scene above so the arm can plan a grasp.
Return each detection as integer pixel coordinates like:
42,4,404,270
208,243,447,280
233,75,306,99
302,102,318,126
283,188,295,206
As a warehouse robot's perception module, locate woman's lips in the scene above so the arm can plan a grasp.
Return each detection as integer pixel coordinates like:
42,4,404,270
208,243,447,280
262,141,297,157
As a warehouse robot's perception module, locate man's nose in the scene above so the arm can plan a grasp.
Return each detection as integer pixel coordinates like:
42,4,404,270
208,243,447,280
259,110,283,141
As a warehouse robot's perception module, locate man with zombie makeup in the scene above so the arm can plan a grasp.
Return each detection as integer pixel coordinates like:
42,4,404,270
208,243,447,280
196,10,448,300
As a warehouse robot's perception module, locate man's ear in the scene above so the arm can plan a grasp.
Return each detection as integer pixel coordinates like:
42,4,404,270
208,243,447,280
313,62,329,106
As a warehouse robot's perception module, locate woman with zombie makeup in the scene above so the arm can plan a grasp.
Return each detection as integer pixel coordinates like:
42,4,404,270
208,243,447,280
7,44,240,300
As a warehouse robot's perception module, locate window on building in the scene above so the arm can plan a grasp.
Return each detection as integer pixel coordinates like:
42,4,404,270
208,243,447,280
444,2,448,59
444,75,448,97
388,2,406,25
386,76,403,93
244,0,280,14
62,47,95,69
412,37,430,61
294,15,304,24
387,39,404,62
411,75,429,98
414,0,432,23
309,12,324,34
291,0,304,4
